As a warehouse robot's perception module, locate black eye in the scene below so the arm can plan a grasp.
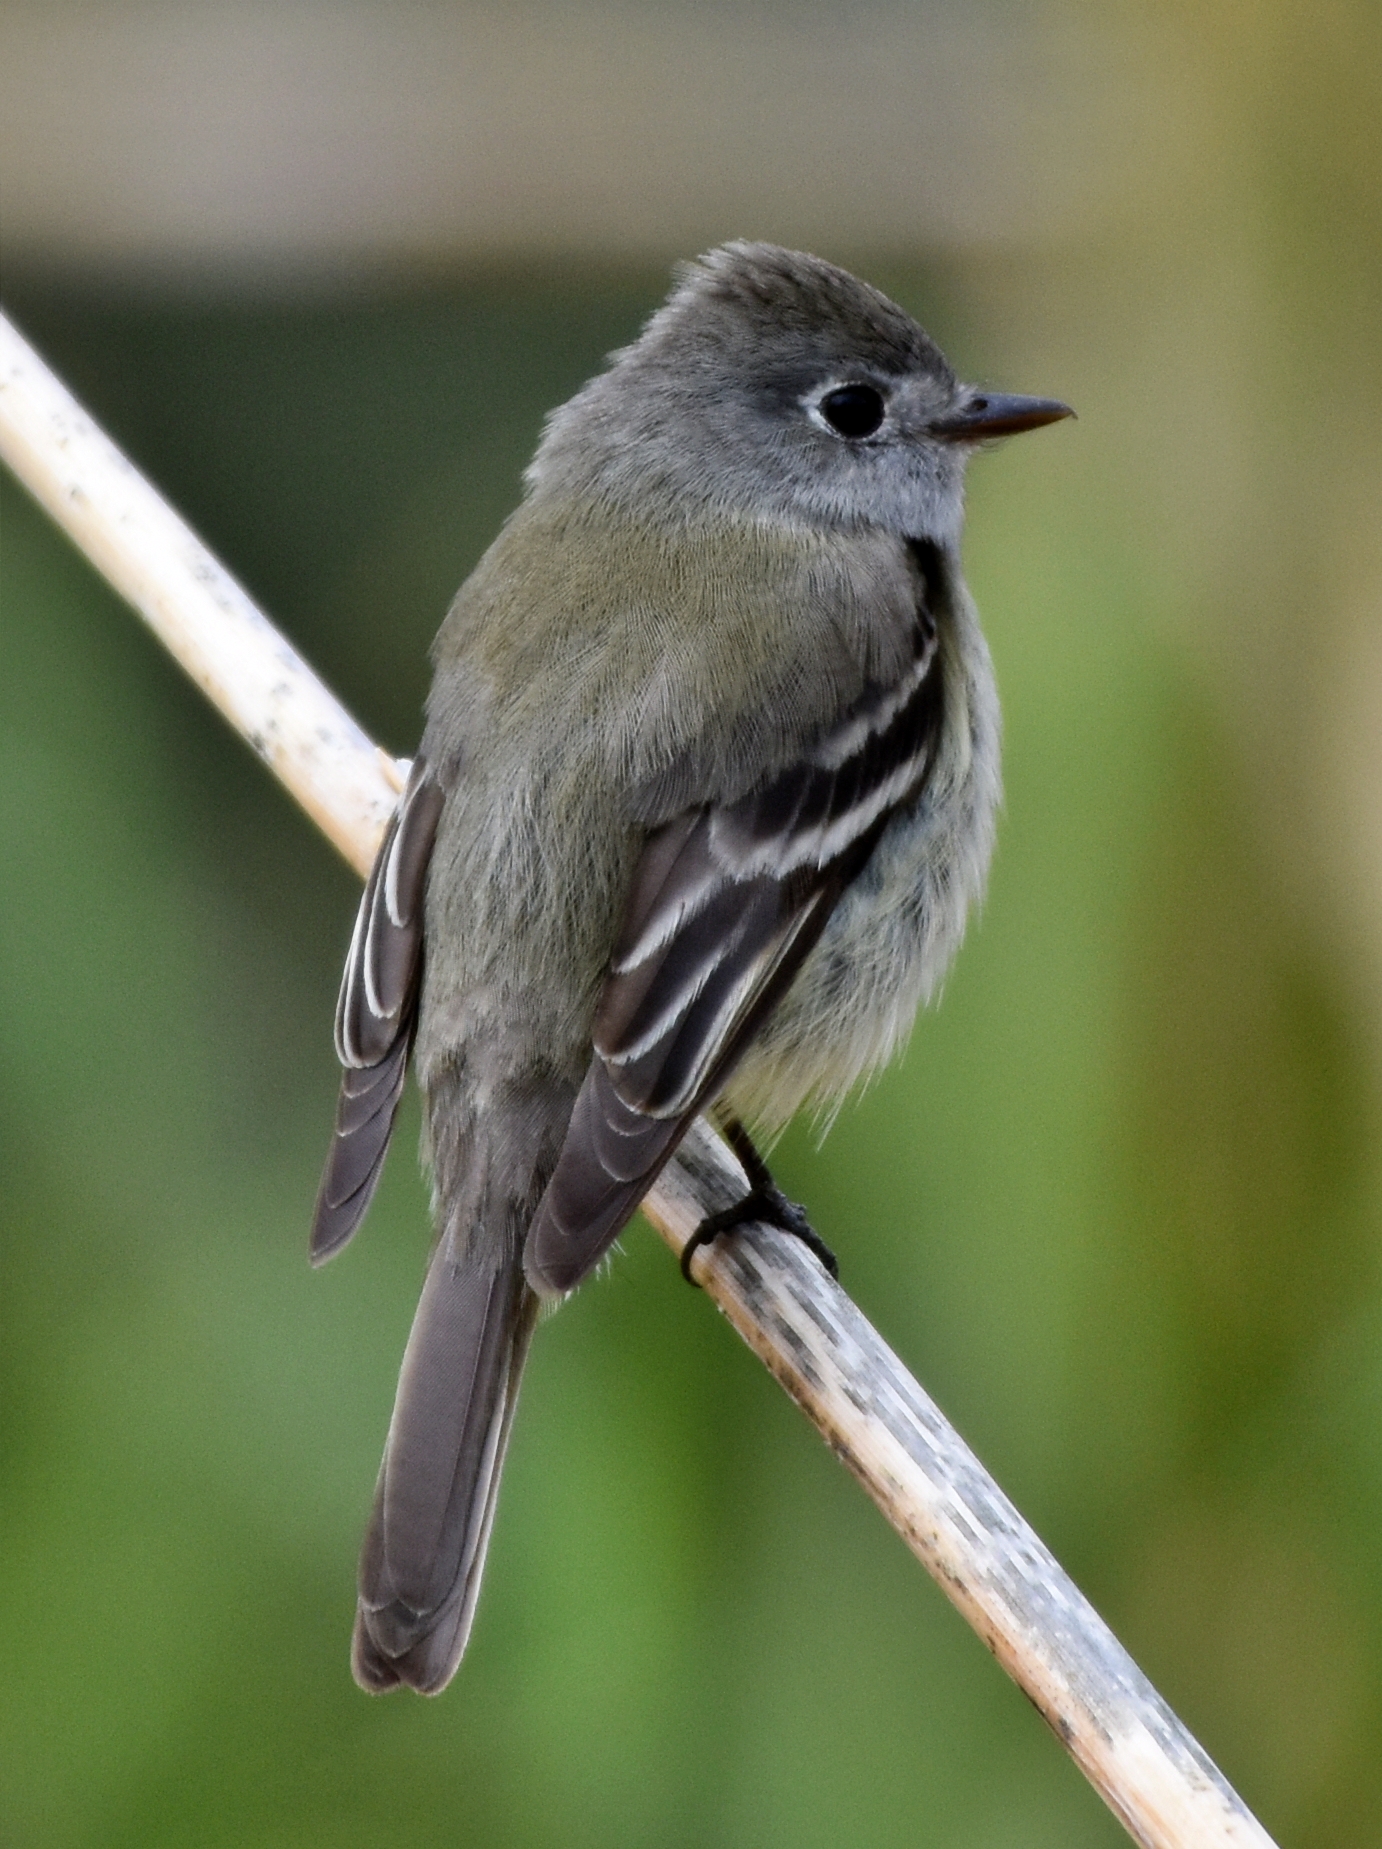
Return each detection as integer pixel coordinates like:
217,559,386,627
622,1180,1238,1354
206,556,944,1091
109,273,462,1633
819,384,886,439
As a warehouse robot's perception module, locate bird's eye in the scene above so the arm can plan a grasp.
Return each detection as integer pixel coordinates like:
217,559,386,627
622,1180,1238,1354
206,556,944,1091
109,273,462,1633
818,384,886,439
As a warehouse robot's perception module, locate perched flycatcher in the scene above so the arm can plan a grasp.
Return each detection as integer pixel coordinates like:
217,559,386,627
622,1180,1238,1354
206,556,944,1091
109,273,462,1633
311,243,1071,1693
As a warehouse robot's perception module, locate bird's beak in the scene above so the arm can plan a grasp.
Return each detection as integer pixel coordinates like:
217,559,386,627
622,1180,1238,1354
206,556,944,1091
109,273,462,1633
929,392,1075,441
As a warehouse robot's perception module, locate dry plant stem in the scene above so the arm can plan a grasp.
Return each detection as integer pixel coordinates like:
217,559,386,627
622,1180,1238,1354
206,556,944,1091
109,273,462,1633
658,1131,1275,1849
0,311,397,878
0,306,1277,1849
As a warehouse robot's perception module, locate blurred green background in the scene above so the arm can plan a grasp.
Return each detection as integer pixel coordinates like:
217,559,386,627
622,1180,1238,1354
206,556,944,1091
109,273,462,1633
3,4,1381,1845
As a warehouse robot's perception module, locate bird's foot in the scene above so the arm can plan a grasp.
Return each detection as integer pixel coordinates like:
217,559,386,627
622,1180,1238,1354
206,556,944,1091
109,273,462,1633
679,1185,839,1284
680,1116,838,1285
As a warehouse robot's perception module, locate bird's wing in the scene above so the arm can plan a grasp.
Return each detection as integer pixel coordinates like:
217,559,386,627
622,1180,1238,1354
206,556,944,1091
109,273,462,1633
310,761,444,1265
524,613,943,1295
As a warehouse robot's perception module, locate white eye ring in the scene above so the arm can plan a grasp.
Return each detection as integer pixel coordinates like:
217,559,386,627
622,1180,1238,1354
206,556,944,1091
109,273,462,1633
809,382,889,440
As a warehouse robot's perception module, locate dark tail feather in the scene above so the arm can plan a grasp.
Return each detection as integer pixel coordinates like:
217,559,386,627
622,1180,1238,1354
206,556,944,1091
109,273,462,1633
352,1229,538,1694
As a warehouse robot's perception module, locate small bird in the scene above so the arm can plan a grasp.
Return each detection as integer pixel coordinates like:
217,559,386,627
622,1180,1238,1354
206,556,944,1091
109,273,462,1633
311,243,1071,1694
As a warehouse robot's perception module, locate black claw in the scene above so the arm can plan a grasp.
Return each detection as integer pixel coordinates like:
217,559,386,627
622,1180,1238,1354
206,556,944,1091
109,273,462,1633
680,1182,839,1285
681,1115,839,1285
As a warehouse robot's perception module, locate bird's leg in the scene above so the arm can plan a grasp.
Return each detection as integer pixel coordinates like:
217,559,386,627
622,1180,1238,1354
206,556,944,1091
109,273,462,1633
680,1114,839,1285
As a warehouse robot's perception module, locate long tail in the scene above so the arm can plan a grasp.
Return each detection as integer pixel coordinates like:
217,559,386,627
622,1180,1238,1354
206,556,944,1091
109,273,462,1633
352,1220,538,1693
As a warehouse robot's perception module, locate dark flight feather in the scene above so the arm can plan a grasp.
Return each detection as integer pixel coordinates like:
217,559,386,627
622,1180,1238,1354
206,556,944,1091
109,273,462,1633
524,609,943,1296
310,763,443,1265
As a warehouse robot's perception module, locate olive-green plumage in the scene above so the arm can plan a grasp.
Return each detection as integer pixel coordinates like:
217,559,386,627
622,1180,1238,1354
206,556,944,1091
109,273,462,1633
311,242,1070,1693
